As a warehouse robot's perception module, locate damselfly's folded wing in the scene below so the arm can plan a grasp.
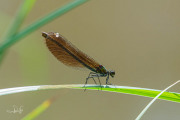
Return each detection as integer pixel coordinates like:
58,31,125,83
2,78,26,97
42,32,99,72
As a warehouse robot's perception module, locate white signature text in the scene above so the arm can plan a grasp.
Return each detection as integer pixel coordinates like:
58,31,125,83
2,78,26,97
7,105,23,114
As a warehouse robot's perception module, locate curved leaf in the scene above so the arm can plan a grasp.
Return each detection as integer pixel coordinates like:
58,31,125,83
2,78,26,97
0,84,180,103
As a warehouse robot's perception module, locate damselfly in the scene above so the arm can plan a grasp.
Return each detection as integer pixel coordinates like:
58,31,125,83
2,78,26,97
42,32,115,86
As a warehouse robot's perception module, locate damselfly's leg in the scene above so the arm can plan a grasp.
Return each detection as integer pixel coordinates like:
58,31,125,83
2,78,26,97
97,76,102,90
84,72,104,91
84,77,88,91
107,81,112,85
105,74,110,85
84,72,92,90
84,72,98,91
105,74,115,88
87,72,98,84
92,77,97,85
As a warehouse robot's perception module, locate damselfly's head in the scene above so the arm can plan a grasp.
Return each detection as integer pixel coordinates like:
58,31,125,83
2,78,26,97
109,70,115,78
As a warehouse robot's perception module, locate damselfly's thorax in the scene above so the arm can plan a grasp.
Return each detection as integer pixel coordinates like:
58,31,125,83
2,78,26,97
96,65,107,75
96,65,115,78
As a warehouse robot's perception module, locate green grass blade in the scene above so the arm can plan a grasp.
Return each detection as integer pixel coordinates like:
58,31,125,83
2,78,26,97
135,80,180,120
0,0,89,52
21,96,57,120
0,84,180,103
0,0,36,63
2,0,36,40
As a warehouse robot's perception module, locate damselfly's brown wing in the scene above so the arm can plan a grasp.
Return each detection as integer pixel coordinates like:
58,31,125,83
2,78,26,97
42,32,99,71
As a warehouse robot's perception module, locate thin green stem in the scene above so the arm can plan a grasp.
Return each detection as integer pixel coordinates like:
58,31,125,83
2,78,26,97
0,0,36,63
135,80,180,120
0,0,88,52
2,0,36,41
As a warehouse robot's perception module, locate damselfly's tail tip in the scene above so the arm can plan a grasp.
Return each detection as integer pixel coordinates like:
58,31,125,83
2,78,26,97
42,31,48,38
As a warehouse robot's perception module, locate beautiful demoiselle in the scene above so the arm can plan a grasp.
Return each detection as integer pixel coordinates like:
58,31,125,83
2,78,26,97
42,32,115,86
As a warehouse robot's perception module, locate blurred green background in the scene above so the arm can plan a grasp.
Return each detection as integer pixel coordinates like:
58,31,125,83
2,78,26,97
1,0,180,119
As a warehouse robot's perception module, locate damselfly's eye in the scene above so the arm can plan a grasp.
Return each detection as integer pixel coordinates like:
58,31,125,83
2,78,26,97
110,70,115,78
